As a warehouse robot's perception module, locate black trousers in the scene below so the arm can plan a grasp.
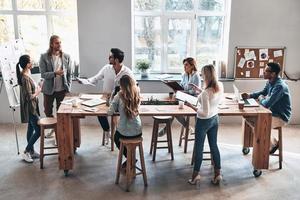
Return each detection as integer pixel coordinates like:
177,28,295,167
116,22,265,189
97,116,110,131
114,130,142,158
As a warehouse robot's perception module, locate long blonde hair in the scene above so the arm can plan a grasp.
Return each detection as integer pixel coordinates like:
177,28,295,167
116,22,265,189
201,64,220,93
119,75,140,119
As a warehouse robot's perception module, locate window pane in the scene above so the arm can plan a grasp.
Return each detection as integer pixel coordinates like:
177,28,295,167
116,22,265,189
18,15,48,62
134,16,161,72
134,0,161,11
0,15,14,43
165,0,193,11
0,0,12,10
49,0,76,11
17,0,45,11
196,16,223,67
198,0,224,11
51,15,79,62
167,18,191,71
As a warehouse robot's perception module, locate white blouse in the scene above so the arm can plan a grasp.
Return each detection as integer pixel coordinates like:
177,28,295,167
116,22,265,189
197,81,224,119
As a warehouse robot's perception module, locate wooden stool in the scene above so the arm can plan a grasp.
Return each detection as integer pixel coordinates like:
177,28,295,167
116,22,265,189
150,116,174,161
178,116,195,153
191,141,214,166
270,127,283,169
115,137,147,192
38,117,58,169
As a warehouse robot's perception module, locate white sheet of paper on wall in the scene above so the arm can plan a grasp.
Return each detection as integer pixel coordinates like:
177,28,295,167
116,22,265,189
238,57,246,68
244,51,256,60
259,49,268,60
274,50,283,57
259,62,264,67
245,49,249,54
259,68,264,78
269,59,273,62
245,71,250,77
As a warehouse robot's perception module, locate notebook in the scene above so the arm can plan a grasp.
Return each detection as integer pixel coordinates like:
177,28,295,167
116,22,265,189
81,98,106,107
175,91,198,106
233,84,259,107
162,80,184,91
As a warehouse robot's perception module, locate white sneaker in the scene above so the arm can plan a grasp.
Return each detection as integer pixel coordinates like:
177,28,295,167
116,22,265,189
22,152,33,163
45,129,54,138
30,151,40,159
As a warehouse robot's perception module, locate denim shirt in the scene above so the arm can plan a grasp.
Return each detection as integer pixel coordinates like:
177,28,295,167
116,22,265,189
250,77,291,122
180,71,201,95
107,93,142,137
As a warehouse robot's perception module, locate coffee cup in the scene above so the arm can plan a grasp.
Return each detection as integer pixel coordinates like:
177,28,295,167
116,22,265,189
72,99,78,108
169,92,174,99
178,101,184,109
238,100,245,109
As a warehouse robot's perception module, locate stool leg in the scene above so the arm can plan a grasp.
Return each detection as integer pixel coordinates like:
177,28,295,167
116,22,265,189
166,121,174,160
40,126,45,169
152,122,159,162
184,117,190,153
139,143,148,186
150,121,157,155
132,146,136,178
115,142,124,184
126,145,132,192
278,128,283,169
179,125,184,146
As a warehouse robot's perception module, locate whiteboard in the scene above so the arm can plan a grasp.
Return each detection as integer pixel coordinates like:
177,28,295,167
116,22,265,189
0,39,25,108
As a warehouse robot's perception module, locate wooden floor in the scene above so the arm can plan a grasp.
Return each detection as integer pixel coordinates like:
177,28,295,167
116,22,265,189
0,122,299,200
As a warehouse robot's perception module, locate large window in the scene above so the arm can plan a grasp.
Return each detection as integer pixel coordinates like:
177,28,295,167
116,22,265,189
133,0,231,74
0,0,79,65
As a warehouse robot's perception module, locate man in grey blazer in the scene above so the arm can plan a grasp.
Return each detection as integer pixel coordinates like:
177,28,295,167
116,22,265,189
39,35,72,137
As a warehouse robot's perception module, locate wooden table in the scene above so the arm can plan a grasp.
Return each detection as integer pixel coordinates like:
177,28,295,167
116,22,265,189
56,93,271,177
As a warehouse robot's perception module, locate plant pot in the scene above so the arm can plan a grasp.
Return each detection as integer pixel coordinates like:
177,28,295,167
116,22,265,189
141,70,148,78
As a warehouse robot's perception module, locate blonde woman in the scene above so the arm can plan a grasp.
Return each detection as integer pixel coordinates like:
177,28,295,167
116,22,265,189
107,75,142,167
186,64,224,185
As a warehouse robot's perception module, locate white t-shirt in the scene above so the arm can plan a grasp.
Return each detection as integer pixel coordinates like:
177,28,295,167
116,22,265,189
88,64,135,93
197,81,224,119
52,55,64,92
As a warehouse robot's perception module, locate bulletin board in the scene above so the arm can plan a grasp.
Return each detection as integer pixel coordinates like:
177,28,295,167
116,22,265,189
234,47,285,79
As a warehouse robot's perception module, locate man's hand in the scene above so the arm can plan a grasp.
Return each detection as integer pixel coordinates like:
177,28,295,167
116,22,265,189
258,95,265,102
241,93,250,99
55,68,64,76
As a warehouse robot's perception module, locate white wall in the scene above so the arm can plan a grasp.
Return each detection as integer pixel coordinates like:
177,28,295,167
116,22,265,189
0,0,299,124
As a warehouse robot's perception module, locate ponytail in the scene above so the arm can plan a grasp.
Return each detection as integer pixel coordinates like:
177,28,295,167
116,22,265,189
16,55,31,86
16,62,22,86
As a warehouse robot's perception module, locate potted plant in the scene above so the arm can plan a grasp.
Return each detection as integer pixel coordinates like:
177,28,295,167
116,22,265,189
136,59,151,78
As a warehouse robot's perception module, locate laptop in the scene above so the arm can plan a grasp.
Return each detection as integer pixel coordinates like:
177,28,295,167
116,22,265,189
233,84,259,107
175,91,198,106
81,98,106,107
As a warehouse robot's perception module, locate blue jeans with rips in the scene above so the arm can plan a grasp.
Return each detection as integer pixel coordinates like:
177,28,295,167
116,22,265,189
25,113,41,152
193,114,221,172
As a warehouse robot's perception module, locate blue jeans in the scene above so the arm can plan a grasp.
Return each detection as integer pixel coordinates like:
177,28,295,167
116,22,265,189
193,115,221,172
25,113,41,152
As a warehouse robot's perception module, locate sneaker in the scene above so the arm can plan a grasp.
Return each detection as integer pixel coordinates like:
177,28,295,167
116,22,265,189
22,152,33,163
30,151,40,159
45,129,55,138
158,127,166,137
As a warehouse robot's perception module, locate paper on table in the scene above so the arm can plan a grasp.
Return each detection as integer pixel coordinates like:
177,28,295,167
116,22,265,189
218,104,229,109
156,74,173,79
76,77,95,86
80,94,103,100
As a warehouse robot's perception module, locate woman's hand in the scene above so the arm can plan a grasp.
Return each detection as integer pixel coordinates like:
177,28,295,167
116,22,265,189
184,101,197,111
189,83,202,93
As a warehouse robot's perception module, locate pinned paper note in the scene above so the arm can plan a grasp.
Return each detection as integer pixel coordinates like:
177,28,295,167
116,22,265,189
238,57,246,68
244,51,256,61
259,49,268,60
259,62,265,67
269,59,273,62
245,71,250,77
274,50,283,57
259,68,264,78
246,61,255,68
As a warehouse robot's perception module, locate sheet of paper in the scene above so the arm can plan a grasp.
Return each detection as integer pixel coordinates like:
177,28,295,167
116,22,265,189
269,59,273,62
156,74,173,79
245,71,250,77
259,49,268,60
238,57,246,68
259,62,264,67
76,77,95,86
259,68,264,78
273,50,283,57
80,94,103,100
218,104,229,109
244,51,256,60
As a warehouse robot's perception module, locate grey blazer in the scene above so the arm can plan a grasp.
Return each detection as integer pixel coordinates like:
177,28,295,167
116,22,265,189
39,52,72,95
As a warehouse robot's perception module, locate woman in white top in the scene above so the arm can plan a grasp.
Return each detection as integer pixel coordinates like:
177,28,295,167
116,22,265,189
186,64,224,185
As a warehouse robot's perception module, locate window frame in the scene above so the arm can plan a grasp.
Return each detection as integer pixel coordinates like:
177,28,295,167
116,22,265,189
132,0,231,75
